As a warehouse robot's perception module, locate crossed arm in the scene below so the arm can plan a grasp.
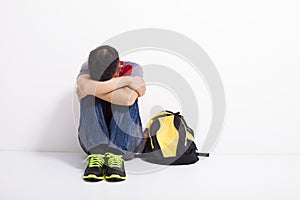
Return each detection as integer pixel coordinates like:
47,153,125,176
76,74,146,106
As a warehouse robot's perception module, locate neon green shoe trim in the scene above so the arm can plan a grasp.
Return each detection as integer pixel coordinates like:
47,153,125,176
105,174,126,180
83,154,105,168
105,153,124,168
83,174,105,180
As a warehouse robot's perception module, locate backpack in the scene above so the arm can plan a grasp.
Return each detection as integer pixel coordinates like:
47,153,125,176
137,110,209,165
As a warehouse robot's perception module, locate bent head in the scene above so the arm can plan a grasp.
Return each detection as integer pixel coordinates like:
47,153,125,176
88,45,121,81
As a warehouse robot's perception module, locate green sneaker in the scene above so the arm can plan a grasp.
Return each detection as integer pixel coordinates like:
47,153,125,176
104,152,126,182
82,154,107,182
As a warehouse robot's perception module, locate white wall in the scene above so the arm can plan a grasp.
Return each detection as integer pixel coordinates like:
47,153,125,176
0,0,299,154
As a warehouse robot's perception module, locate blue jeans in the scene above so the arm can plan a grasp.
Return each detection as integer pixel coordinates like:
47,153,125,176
78,95,144,160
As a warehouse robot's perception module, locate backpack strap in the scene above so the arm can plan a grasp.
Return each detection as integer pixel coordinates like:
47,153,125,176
177,114,210,157
196,152,210,157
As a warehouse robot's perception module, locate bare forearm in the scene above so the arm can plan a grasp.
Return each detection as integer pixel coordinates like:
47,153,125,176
77,75,131,96
77,75,146,102
96,86,138,106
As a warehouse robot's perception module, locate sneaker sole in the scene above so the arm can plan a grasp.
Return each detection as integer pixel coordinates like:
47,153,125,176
83,174,105,182
105,174,126,182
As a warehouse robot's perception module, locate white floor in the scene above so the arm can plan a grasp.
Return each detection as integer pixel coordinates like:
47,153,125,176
0,151,299,200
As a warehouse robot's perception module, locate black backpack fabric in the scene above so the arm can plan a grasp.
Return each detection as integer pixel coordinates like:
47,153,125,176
136,110,209,165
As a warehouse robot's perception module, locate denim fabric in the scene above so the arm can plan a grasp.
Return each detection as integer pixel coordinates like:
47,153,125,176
78,95,144,160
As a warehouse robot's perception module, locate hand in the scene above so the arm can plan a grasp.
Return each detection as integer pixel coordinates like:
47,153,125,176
136,85,146,97
76,74,91,101
76,85,87,101
128,76,146,97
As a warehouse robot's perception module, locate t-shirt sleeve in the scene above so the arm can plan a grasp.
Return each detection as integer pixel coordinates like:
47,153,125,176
122,61,143,78
77,61,89,77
